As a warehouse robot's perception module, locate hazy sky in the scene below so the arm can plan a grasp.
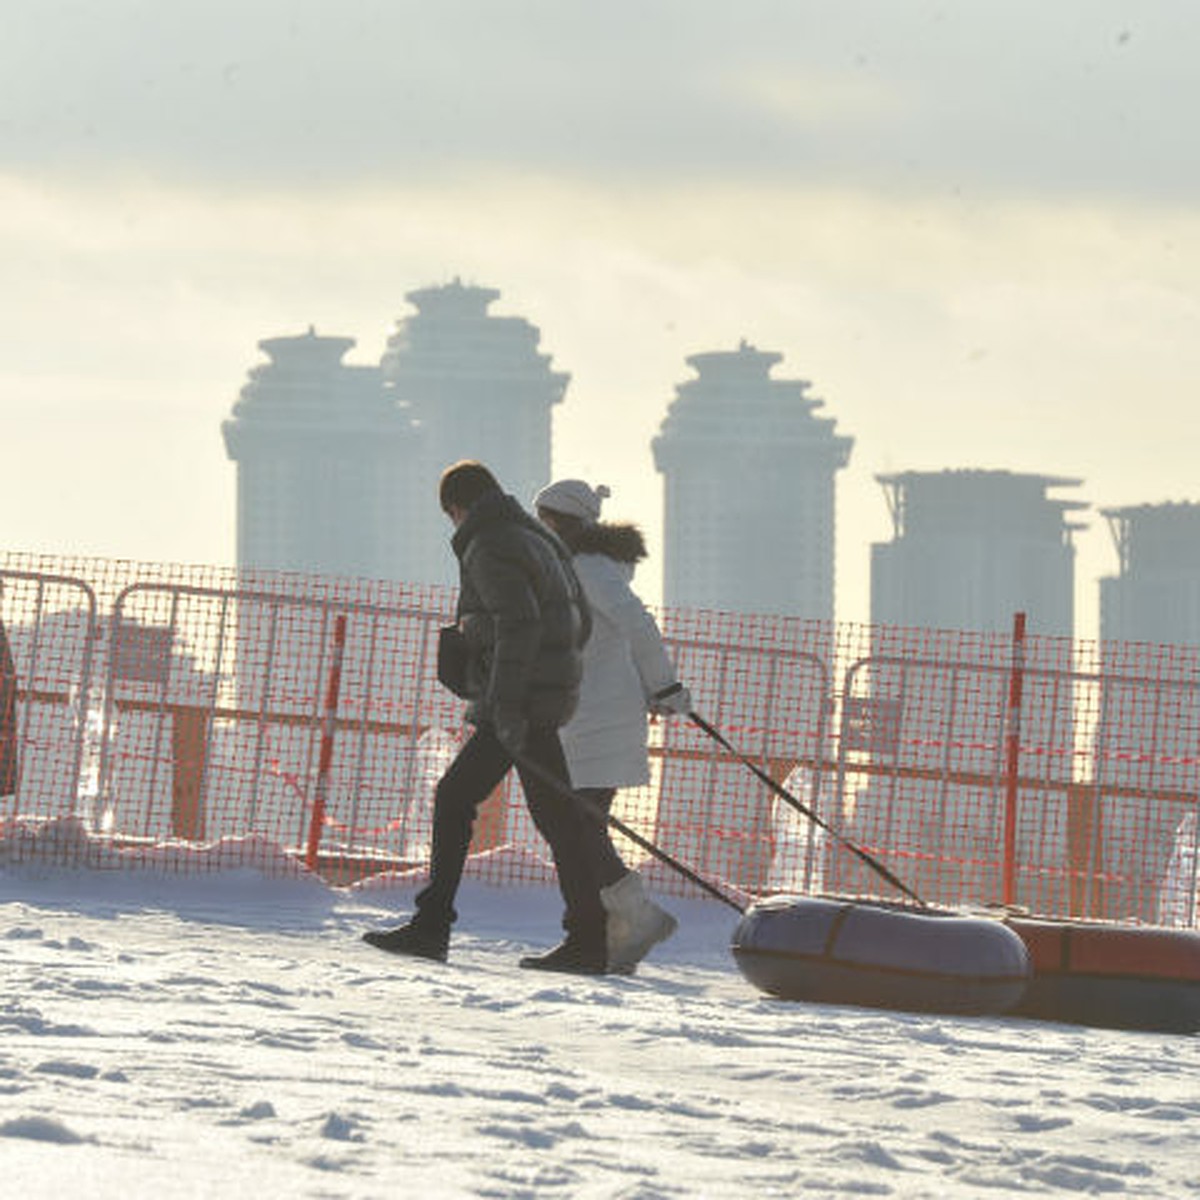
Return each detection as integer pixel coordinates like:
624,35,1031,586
3,1,1197,633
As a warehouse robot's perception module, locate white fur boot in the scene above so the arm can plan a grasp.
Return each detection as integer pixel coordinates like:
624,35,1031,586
600,870,678,974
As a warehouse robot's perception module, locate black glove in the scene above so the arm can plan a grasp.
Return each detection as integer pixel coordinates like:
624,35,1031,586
492,710,529,756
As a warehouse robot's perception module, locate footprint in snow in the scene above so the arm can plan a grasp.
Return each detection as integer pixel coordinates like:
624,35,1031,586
0,1115,92,1144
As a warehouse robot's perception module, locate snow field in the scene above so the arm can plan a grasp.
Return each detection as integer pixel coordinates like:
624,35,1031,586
1,861,1198,1198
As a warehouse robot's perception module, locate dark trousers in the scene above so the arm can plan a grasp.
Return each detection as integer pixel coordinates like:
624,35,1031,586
577,787,629,889
415,724,608,949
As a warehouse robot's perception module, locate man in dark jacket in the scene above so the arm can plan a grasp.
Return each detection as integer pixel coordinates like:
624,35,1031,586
364,460,612,973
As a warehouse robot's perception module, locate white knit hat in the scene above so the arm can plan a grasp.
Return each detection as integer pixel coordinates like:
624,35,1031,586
533,479,610,523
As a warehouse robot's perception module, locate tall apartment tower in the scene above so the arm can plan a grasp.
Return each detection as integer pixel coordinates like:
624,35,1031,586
651,341,853,618
1100,502,1200,646
381,279,569,585
222,328,421,579
1095,502,1200,923
871,469,1086,636
847,469,1088,912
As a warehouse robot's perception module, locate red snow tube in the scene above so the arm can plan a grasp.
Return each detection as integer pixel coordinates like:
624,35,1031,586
1004,917,1200,1033
732,895,1031,1017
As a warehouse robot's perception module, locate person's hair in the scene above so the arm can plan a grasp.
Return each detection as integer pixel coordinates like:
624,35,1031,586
439,460,501,514
537,507,588,551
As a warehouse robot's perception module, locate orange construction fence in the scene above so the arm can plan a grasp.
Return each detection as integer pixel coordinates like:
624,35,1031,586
1,551,1198,928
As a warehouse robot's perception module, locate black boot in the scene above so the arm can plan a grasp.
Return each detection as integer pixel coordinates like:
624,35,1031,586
518,938,606,976
362,920,449,962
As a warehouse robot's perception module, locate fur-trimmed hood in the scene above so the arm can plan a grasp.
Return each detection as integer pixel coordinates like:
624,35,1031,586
572,521,647,565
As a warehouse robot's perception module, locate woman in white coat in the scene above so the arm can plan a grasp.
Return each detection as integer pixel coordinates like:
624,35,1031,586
534,479,692,972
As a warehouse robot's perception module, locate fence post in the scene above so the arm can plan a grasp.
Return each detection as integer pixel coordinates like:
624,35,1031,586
1002,611,1027,907
1066,780,1099,918
171,706,210,840
306,614,348,873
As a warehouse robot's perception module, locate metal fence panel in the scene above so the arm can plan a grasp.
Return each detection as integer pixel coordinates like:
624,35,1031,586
1,569,98,865
1,553,1198,929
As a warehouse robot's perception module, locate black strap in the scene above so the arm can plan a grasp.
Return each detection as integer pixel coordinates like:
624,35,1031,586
687,711,927,909
510,749,746,914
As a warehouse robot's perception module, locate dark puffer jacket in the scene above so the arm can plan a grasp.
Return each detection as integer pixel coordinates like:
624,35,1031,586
452,491,592,733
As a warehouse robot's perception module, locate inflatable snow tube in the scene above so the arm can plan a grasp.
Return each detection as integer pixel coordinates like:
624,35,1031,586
1005,917,1200,1034
729,897,1032,1017
732,895,1031,1017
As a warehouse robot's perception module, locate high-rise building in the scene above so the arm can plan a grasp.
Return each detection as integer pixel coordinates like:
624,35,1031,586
651,341,853,619
222,328,421,579
381,279,569,585
1100,502,1200,646
1094,502,1200,923
845,470,1088,911
872,469,1086,636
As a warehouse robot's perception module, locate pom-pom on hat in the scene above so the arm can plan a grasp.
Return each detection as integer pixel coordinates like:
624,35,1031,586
534,479,610,524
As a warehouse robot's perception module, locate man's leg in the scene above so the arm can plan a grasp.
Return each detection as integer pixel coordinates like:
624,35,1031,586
364,725,510,959
516,727,609,970
577,787,626,889
414,726,512,926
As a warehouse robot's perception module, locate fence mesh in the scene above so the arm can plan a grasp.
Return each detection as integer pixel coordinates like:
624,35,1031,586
2,551,1197,927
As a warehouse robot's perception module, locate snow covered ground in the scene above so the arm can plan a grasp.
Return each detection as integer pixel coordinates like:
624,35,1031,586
2,850,1198,1199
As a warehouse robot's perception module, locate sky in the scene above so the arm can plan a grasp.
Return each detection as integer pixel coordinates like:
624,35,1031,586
3,1,1199,634
3,845,1200,1197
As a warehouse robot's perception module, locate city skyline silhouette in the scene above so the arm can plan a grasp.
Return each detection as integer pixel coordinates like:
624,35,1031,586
5,5,1200,649
221,279,1198,646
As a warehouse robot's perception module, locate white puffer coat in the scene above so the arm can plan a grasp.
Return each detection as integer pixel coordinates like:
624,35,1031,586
559,544,678,788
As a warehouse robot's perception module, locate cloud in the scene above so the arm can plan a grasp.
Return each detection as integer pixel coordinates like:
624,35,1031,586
3,2,1199,635
725,67,910,130
4,1,1198,199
